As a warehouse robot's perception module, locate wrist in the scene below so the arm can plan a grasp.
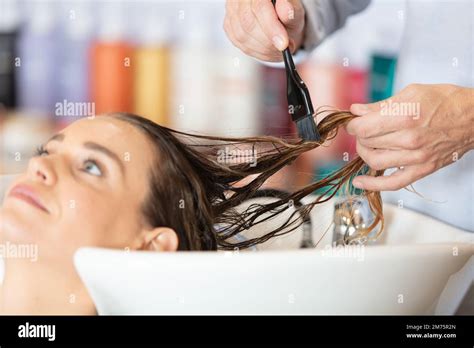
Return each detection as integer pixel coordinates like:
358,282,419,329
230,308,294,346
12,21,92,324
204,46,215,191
450,86,474,152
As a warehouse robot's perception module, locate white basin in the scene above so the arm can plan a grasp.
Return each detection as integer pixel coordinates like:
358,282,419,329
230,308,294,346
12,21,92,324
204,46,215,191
73,242,472,315
1,172,473,314
71,201,472,315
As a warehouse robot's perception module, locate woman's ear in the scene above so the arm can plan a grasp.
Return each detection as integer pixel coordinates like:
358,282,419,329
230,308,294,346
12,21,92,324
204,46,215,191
135,227,179,252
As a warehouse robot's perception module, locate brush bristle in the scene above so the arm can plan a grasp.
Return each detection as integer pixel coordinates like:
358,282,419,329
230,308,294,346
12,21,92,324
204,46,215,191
296,115,320,141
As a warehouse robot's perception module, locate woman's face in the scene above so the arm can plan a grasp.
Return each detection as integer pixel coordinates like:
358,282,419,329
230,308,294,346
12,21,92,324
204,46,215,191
0,116,168,263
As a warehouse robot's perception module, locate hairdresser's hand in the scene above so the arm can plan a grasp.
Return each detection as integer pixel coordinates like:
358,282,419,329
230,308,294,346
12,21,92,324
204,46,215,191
224,0,306,62
346,84,474,191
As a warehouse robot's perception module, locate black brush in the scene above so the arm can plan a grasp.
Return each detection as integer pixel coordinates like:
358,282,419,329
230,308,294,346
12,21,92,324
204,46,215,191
271,0,320,142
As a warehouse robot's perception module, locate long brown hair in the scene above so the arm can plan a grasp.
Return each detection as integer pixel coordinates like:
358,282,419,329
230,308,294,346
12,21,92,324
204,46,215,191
113,110,384,251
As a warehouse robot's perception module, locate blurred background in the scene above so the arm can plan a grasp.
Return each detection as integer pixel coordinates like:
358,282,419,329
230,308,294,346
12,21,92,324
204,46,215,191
0,0,404,191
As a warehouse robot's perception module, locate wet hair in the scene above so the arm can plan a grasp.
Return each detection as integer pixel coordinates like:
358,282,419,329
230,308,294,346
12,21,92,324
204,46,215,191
112,111,384,251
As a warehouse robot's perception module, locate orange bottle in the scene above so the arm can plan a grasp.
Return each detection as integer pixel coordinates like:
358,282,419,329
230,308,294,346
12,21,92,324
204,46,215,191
90,42,133,114
89,4,133,114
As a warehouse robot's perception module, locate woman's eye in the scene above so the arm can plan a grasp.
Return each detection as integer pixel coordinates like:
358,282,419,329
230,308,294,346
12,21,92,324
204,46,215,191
35,146,49,157
83,159,102,176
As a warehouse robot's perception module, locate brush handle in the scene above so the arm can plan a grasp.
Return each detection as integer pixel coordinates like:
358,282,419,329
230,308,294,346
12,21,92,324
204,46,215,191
271,0,319,142
270,0,306,104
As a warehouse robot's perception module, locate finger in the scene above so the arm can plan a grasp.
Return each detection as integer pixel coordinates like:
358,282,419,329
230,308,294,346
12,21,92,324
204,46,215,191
226,37,282,62
236,2,282,55
356,140,429,170
226,0,269,57
225,0,239,12
358,131,403,150
358,129,429,151
228,13,270,55
350,96,397,116
346,111,415,138
356,141,402,170
275,0,304,28
251,0,289,51
226,15,281,60
352,164,435,191
350,103,376,116
350,83,425,117
225,0,242,21
275,0,305,51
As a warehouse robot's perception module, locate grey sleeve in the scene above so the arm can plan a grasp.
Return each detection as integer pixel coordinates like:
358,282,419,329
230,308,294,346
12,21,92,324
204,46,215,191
300,0,371,52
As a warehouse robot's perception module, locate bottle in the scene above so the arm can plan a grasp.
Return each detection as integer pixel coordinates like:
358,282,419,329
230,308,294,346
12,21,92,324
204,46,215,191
335,24,373,159
16,1,59,116
210,5,262,137
56,0,94,126
169,3,214,134
90,2,133,114
0,0,20,109
298,40,347,188
260,65,292,137
369,28,399,102
370,54,397,102
132,3,170,125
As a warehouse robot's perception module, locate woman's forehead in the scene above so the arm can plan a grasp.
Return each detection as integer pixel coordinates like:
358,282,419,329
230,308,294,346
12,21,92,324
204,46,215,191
60,116,155,170
63,116,146,146
66,116,130,137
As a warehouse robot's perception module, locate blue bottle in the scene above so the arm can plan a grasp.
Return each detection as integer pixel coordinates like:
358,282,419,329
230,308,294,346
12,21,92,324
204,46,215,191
16,1,59,117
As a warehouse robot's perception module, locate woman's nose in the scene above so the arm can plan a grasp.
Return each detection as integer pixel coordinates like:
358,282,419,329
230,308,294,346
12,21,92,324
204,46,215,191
27,156,57,186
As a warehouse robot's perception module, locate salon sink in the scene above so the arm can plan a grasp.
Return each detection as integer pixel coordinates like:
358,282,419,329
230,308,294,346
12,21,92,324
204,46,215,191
0,172,473,314
71,200,472,315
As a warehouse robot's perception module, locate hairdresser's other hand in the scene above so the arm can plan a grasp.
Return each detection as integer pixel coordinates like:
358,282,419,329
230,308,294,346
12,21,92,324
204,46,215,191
346,84,474,191
224,0,305,62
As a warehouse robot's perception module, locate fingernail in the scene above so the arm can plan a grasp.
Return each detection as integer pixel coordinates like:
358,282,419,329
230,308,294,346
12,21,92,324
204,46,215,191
353,179,364,189
351,104,369,115
272,35,285,51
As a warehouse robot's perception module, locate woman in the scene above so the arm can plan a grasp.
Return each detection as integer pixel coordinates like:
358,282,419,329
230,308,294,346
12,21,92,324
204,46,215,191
0,111,382,314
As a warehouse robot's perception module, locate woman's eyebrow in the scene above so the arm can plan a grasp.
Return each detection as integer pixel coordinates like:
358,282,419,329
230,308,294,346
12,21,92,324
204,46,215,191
83,141,125,174
44,134,125,174
46,133,65,143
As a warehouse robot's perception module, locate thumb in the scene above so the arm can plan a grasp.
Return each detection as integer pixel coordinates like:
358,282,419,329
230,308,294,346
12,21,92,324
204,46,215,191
350,99,389,116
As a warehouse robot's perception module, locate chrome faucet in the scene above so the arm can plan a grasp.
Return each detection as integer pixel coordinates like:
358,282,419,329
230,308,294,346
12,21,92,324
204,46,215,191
333,197,377,246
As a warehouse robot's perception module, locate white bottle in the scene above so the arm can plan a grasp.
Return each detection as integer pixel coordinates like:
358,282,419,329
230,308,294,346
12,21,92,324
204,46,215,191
169,2,215,135
210,5,262,137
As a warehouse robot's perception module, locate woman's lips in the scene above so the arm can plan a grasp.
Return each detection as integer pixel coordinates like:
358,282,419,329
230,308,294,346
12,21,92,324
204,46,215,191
8,184,50,214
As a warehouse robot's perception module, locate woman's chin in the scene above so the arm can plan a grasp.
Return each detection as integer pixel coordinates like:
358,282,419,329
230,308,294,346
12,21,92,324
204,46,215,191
0,206,43,244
